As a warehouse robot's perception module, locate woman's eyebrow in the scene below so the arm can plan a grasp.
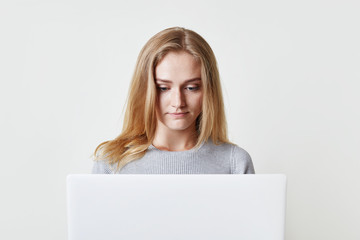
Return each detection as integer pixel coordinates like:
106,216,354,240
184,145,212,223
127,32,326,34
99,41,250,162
155,78,201,83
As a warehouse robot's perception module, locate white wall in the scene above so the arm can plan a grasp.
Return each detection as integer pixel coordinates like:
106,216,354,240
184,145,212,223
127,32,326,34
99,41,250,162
1,0,359,239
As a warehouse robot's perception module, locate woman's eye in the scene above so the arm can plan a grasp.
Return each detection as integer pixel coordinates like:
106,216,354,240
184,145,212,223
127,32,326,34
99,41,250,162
186,86,200,91
157,87,169,91
157,86,200,92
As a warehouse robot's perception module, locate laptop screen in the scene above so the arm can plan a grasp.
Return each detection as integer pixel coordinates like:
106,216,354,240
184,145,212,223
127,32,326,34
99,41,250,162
67,174,286,240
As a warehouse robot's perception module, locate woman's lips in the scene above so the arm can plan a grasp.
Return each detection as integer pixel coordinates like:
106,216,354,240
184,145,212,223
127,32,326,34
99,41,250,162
168,112,189,117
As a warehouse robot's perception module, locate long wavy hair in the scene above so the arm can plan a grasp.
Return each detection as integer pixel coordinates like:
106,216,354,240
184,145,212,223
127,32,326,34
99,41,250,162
94,26,231,171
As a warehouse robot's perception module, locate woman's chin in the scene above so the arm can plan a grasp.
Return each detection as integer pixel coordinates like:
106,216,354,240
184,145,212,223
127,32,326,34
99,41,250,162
165,123,193,132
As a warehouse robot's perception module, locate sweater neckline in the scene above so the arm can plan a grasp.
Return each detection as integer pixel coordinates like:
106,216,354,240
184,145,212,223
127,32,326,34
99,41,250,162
149,140,206,154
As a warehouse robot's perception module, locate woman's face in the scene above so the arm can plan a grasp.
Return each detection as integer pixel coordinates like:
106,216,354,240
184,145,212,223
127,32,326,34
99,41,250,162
154,51,203,133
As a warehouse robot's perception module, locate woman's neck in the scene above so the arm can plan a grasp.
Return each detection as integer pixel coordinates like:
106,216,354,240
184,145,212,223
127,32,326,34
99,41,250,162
152,125,198,152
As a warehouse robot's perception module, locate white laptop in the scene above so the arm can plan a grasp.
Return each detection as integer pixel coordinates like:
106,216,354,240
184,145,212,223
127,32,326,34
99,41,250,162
67,174,286,240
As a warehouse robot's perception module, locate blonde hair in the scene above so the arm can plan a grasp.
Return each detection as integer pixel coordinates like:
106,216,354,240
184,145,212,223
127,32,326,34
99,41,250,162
94,26,231,171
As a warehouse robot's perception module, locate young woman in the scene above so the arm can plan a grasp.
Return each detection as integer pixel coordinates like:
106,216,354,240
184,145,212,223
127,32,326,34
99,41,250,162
92,27,255,174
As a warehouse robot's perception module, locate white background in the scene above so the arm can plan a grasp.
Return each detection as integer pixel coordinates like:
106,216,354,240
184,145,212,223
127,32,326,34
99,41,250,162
0,0,359,239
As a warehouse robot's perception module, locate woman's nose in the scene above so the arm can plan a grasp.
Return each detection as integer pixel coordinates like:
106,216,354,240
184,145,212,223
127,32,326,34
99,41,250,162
170,89,185,109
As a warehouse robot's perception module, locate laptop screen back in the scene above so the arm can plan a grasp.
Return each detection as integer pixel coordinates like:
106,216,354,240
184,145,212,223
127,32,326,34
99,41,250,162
67,174,286,240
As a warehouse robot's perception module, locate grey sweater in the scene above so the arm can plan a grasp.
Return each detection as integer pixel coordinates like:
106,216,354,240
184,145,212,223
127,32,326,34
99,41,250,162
92,139,255,174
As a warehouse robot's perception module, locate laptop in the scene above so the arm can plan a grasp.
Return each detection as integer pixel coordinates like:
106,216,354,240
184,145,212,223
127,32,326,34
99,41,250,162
67,174,286,240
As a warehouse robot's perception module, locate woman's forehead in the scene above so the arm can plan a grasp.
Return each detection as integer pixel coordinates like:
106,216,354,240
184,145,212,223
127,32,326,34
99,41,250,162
155,51,201,82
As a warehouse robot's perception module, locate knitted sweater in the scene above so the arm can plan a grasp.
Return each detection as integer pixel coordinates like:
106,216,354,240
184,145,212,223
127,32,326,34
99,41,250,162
92,139,255,174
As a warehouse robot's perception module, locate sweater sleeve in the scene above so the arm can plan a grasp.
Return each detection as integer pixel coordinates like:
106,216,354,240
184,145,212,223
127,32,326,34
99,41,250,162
91,160,114,174
231,145,255,174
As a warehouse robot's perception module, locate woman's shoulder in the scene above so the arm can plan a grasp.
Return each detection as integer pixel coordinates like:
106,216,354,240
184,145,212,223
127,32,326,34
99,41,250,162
213,141,255,174
92,158,116,174
203,139,255,174
204,139,248,156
